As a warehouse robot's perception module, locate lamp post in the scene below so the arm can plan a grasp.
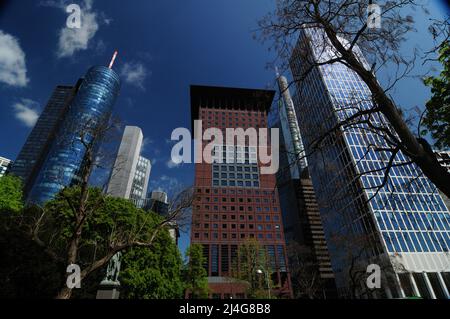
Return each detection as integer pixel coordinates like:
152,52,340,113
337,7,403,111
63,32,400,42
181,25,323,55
256,269,271,299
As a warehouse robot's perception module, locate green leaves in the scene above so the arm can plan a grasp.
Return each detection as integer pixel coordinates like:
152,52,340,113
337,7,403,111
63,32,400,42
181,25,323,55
120,229,184,299
184,244,209,299
0,175,23,214
41,186,159,263
423,41,450,149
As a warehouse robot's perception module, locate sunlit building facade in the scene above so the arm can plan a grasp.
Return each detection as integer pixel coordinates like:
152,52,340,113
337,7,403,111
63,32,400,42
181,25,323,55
0,157,11,177
290,28,450,299
190,85,292,298
106,126,151,205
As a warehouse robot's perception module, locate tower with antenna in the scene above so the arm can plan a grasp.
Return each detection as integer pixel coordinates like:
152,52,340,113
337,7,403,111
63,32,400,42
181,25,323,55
27,55,121,205
109,50,118,69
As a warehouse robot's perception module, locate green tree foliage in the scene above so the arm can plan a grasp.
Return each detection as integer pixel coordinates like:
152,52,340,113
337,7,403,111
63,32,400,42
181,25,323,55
423,41,450,149
232,239,273,299
0,185,185,298
183,244,209,299
0,224,64,298
41,187,158,265
0,175,23,214
120,229,184,299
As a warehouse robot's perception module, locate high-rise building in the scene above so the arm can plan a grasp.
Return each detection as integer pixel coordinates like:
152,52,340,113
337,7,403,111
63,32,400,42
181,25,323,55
106,126,151,204
146,191,170,216
290,28,450,299
0,157,12,177
9,84,81,195
190,85,292,298
27,66,121,204
273,74,336,298
148,191,179,244
130,156,151,203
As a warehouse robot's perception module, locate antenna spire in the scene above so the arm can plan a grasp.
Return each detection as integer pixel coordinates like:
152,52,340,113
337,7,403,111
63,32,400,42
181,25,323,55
108,50,118,69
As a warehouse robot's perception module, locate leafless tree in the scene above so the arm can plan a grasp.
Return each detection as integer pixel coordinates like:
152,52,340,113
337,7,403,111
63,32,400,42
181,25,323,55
328,232,406,299
286,242,328,299
258,0,450,199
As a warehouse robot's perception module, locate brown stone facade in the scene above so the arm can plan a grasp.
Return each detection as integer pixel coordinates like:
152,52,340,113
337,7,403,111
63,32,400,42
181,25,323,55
189,86,293,299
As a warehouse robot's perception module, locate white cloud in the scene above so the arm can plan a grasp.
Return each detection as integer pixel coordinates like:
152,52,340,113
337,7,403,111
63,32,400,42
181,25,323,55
57,2,99,58
0,30,29,87
166,155,182,169
120,62,148,90
12,99,40,127
140,137,155,155
40,0,106,58
150,175,184,196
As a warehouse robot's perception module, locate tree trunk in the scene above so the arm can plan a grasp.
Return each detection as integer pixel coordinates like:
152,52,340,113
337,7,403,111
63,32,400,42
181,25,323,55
56,286,73,299
322,25,450,198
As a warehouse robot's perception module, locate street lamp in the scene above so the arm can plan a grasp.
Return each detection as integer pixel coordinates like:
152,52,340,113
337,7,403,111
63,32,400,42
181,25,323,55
256,269,271,299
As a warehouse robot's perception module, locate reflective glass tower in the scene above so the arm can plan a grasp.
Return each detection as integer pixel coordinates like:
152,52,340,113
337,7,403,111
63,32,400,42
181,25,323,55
27,66,120,205
273,75,336,298
9,84,80,195
290,28,450,299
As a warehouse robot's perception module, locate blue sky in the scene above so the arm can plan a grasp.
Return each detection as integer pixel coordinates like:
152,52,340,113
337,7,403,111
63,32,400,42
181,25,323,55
0,0,448,254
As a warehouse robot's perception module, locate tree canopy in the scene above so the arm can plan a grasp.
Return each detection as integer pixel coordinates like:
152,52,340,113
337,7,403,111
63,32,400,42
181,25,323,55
0,175,23,214
183,244,209,299
120,229,185,299
423,41,450,150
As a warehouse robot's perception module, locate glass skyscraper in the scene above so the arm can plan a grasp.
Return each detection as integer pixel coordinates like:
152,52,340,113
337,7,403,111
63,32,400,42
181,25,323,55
273,75,337,298
27,66,120,205
290,28,450,299
9,84,80,195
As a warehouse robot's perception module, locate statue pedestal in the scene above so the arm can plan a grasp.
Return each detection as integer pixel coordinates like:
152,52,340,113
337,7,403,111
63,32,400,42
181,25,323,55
96,281,120,299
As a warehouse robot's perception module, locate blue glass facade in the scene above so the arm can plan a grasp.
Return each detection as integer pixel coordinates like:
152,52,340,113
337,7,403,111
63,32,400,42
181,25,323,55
290,28,450,298
10,85,79,195
27,66,120,205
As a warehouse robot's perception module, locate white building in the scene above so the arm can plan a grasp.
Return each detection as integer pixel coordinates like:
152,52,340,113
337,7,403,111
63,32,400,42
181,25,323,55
0,157,12,177
106,126,151,202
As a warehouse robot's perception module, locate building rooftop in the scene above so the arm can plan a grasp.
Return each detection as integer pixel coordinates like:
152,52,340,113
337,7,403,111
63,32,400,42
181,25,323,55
190,85,275,131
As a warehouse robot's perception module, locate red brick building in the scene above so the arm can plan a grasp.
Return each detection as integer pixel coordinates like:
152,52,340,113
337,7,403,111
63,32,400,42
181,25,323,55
190,85,292,298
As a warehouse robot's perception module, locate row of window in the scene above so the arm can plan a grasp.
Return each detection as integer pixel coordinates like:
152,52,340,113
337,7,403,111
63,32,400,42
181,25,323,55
382,231,450,253
195,214,280,222
201,109,266,118
213,172,259,180
196,187,275,196
193,232,283,240
213,164,258,172
196,223,281,231
213,179,259,187
195,205,278,212
199,197,274,203
375,211,450,232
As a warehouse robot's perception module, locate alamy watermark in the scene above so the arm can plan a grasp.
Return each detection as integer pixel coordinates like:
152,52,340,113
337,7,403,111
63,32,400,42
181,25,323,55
170,121,280,175
66,4,81,29
366,264,381,289
66,264,81,289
